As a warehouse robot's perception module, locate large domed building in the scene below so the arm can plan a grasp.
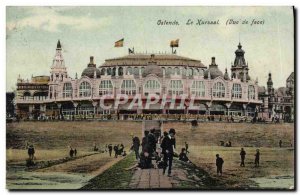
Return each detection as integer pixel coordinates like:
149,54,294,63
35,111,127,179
15,40,270,119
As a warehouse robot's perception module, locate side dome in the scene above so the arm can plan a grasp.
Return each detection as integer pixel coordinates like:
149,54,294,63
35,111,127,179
81,56,101,78
204,57,224,79
142,63,163,77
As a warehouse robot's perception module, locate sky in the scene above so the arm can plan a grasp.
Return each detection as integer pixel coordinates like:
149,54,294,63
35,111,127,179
6,6,294,91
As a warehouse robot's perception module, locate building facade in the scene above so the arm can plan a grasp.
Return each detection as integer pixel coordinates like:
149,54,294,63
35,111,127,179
15,40,283,120
258,72,295,122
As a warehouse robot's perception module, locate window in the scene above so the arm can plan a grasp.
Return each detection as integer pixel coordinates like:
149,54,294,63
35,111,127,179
166,67,172,76
107,68,112,75
187,68,193,76
100,68,106,75
63,83,72,98
133,67,139,76
33,92,47,101
99,80,113,95
23,91,31,100
191,81,205,97
168,80,183,95
248,85,255,100
79,81,91,97
118,67,123,76
232,83,242,99
144,80,161,95
174,67,180,75
213,82,225,98
121,80,136,95
127,67,133,75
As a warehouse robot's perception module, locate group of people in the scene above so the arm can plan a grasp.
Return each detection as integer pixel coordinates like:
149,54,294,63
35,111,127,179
105,143,126,158
69,147,77,157
215,148,261,176
130,128,190,177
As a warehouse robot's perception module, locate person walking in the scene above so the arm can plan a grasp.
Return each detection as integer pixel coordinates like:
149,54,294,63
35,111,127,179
240,148,246,167
69,148,74,157
74,148,77,157
132,136,141,160
185,141,189,154
27,145,35,160
161,129,176,176
114,145,118,158
108,144,113,157
254,149,260,167
216,154,224,176
279,140,283,148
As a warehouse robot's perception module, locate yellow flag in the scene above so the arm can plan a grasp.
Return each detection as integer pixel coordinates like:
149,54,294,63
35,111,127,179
170,39,179,47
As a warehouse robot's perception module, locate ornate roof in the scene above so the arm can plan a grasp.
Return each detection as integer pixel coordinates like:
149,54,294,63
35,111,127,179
100,53,206,68
81,56,101,78
234,42,246,66
204,57,224,79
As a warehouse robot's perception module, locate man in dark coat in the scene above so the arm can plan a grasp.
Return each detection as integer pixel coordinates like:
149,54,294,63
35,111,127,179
161,129,176,176
254,149,260,167
216,154,224,176
108,144,113,157
132,136,141,160
147,129,157,157
28,145,35,160
114,145,118,158
279,140,283,148
240,148,246,167
69,148,74,157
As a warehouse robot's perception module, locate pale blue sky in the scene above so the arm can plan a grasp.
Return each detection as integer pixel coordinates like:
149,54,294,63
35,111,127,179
6,6,294,90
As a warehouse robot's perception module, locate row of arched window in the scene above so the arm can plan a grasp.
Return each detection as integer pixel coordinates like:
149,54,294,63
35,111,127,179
100,66,204,77
60,80,256,100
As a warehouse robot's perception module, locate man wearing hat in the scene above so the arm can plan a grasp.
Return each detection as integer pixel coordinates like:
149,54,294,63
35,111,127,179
161,128,176,176
216,154,224,176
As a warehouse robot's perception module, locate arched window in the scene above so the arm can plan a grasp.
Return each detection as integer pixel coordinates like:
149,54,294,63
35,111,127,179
63,83,72,98
79,81,91,97
188,68,193,76
141,67,145,75
191,81,205,97
168,80,183,95
118,67,123,76
112,67,116,76
127,67,132,75
248,85,255,100
232,83,242,99
107,68,112,75
166,67,172,76
174,67,180,75
133,67,139,76
99,80,113,96
23,91,31,100
144,80,161,95
182,68,186,76
121,80,136,95
100,68,106,75
213,82,225,98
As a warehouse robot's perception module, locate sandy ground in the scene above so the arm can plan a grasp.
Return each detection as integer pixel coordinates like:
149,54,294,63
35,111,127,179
6,121,294,190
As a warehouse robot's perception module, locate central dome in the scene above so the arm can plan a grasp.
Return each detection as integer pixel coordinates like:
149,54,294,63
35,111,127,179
81,56,101,78
204,57,224,79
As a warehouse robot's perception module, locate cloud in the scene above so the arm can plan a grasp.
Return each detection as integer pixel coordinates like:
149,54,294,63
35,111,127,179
7,7,111,33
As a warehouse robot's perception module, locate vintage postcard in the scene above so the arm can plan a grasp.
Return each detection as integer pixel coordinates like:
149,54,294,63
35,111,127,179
6,6,295,190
